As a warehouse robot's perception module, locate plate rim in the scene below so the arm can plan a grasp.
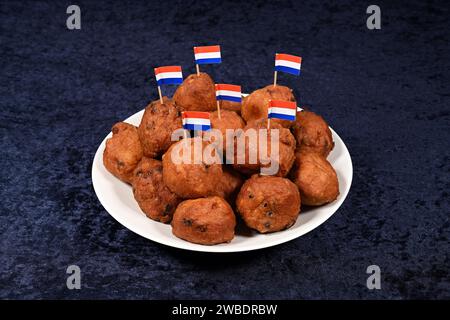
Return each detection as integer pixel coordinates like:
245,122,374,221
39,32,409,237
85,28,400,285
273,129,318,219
92,108,353,253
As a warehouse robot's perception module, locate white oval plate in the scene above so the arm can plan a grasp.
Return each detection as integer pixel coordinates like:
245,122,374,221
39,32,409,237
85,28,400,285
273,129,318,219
92,108,353,253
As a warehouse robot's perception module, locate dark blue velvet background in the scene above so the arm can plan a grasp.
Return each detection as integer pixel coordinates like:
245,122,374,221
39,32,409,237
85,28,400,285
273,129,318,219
1,0,449,299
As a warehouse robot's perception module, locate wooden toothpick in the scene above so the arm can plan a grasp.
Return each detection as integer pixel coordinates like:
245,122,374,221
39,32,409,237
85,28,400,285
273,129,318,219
216,100,221,120
157,86,163,104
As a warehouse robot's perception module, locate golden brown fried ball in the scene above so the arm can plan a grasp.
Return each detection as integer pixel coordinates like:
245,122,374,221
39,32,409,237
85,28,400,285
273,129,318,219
132,157,181,223
214,167,244,201
210,110,246,136
171,196,236,245
162,137,223,198
103,122,143,184
292,110,334,157
209,110,245,153
236,175,301,233
137,96,182,158
220,100,242,115
232,119,296,177
173,72,216,111
291,152,339,206
241,84,296,127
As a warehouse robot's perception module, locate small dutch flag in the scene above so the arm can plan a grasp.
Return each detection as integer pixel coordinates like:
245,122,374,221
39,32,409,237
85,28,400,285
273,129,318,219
268,100,297,121
194,45,222,65
154,66,183,86
215,84,242,103
182,111,211,131
274,53,302,76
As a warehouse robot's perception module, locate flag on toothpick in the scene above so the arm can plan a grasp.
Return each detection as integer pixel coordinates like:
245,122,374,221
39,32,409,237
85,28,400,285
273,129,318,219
215,84,242,103
154,66,183,103
274,53,302,75
182,111,211,131
214,84,241,120
194,45,222,65
194,45,221,75
268,100,297,121
154,66,183,85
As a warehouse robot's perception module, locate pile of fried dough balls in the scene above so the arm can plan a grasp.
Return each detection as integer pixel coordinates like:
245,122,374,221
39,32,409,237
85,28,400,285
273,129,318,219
103,72,339,245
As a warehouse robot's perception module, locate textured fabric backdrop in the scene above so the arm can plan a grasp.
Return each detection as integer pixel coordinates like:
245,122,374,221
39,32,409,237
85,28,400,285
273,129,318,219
0,0,449,299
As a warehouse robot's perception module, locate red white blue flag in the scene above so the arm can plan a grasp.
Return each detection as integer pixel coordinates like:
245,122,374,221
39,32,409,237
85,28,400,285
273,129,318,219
274,53,302,76
194,45,222,65
268,100,297,121
182,111,211,131
215,84,242,103
154,66,183,85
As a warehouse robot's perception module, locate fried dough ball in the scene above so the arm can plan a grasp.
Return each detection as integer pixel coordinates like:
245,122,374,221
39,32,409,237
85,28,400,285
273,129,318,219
209,110,245,153
162,137,223,198
173,72,216,111
103,122,143,184
214,167,244,200
138,97,182,158
137,96,182,158
232,119,296,177
132,157,181,223
241,84,296,127
236,175,301,233
171,196,236,245
291,152,339,206
220,100,242,115
292,110,334,157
